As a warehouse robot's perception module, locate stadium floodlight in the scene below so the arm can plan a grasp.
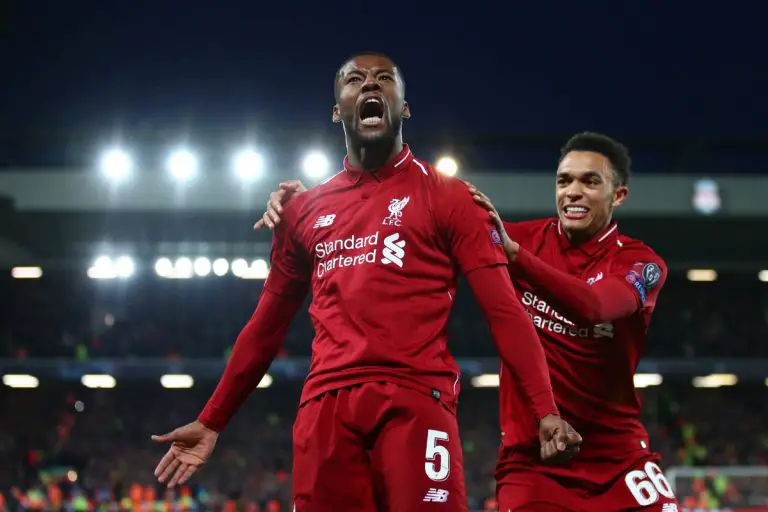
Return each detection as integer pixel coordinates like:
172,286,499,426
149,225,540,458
233,149,264,183
160,374,194,389
87,256,116,279
167,148,198,181
633,373,663,388
470,373,500,388
759,270,768,282
212,258,229,276
686,269,717,282
99,148,132,182
81,374,117,389
114,256,135,278
2,374,39,388
257,374,273,389
193,257,212,277
692,373,737,388
155,258,173,278
174,257,194,279
302,151,330,179
231,258,249,278
239,259,269,280
435,156,458,176
11,266,43,279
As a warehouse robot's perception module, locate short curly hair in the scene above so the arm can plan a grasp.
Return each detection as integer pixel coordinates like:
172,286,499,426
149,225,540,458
560,132,631,187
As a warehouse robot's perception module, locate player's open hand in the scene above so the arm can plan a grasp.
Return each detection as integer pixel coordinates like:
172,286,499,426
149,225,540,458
537,414,583,465
253,180,308,230
467,184,519,262
152,420,218,488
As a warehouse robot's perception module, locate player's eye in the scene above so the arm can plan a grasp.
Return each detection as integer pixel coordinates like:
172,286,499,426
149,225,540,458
379,74,394,81
347,76,362,83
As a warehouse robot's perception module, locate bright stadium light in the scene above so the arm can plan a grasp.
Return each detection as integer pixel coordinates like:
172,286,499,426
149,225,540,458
2,374,39,388
758,270,768,282
11,266,43,279
212,258,229,276
633,373,663,388
231,258,248,278
161,374,194,389
257,374,273,389
167,149,198,181
155,258,173,278
233,149,264,183
687,269,717,282
99,148,132,181
114,256,135,278
174,257,194,279
435,156,459,176
239,259,269,280
193,257,212,277
88,256,116,279
302,151,330,179
81,374,116,389
692,373,737,388
471,373,500,388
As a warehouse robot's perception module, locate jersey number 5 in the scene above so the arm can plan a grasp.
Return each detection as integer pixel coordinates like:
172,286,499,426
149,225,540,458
424,429,450,482
624,462,676,506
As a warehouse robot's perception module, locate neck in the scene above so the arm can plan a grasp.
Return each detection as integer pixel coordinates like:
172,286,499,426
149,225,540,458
346,134,404,171
564,217,612,245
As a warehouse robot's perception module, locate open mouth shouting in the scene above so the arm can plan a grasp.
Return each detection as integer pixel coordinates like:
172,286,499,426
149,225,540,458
357,95,386,127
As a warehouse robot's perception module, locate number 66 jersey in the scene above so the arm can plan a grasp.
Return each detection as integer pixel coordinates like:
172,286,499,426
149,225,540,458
495,218,680,511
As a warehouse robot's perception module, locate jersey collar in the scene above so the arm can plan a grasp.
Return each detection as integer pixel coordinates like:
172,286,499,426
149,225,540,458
342,144,414,184
556,220,619,256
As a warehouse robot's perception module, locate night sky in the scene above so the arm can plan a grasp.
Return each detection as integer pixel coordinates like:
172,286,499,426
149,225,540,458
1,0,766,171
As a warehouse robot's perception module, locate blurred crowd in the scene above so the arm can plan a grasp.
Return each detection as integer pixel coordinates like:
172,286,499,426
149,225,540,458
0,382,766,511
1,272,767,510
1,275,767,360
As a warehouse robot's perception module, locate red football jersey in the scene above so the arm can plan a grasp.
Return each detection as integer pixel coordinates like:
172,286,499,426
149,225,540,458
497,218,667,479
264,145,508,409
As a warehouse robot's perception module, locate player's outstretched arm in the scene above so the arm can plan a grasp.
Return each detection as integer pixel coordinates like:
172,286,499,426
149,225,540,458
253,180,307,230
470,185,656,325
465,265,582,462
152,289,305,488
154,208,311,488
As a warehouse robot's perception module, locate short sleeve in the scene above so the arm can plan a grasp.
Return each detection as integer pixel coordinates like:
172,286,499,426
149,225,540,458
610,246,667,311
436,178,509,274
263,205,312,298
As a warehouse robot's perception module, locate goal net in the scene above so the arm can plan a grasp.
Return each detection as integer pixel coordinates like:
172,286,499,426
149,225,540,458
667,466,768,512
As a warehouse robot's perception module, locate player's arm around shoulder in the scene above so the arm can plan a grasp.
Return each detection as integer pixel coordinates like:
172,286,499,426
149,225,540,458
429,175,509,272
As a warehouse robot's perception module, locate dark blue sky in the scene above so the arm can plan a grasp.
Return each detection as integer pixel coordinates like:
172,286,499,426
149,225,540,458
1,0,766,170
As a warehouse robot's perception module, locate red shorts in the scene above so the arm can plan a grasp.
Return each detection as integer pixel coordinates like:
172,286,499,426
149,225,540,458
497,453,680,511
291,381,467,512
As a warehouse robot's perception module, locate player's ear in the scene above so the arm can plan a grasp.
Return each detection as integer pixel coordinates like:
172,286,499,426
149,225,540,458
401,101,411,120
332,104,341,124
612,185,628,208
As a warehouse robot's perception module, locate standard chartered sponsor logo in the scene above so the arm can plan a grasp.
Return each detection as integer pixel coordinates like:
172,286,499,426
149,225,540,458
521,290,614,339
315,232,380,278
314,231,407,277
381,233,406,267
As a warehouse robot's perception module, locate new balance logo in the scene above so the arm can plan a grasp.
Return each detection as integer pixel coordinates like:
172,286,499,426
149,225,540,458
661,504,678,512
422,488,449,503
381,232,406,267
313,214,336,229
